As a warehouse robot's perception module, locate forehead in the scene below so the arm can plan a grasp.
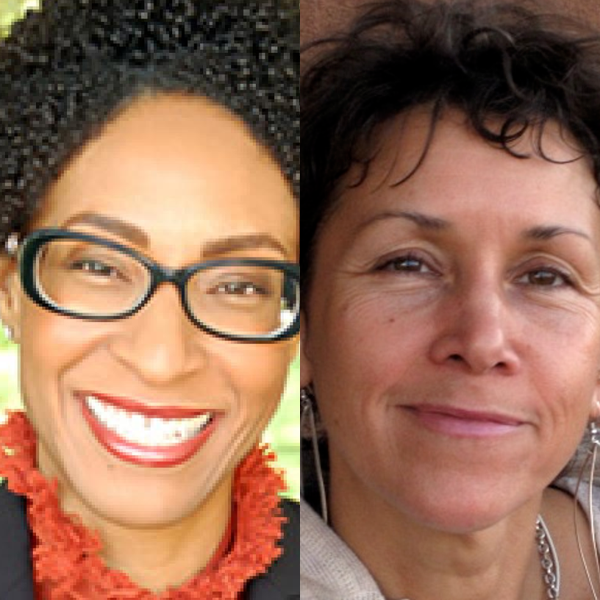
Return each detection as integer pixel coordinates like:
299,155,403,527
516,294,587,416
35,94,297,256
333,109,598,230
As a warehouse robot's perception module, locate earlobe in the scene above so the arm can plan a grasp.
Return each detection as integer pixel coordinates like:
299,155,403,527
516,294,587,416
590,386,600,422
0,257,21,343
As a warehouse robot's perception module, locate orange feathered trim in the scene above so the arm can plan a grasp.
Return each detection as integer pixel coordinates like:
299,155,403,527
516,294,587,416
0,411,286,599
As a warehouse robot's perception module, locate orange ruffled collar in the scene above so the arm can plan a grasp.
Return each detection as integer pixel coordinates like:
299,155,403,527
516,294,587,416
0,411,286,599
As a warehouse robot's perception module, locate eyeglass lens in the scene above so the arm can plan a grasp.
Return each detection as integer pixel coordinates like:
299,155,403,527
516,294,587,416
34,238,298,337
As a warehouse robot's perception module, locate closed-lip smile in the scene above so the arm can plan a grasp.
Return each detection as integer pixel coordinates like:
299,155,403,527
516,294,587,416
402,404,524,438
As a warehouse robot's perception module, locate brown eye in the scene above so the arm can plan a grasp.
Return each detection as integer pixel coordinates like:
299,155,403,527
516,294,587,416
522,269,570,287
70,259,119,278
379,255,430,273
213,281,268,296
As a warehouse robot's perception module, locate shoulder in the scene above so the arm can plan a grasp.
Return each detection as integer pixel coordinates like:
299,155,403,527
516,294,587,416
300,499,383,600
0,483,34,599
245,498,299,600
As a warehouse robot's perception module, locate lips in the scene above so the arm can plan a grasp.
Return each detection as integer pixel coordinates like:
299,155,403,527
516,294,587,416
403,404,524,438
78,392,218,468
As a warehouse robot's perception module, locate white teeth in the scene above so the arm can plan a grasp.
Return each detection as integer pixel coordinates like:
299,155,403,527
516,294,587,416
84,395,212,447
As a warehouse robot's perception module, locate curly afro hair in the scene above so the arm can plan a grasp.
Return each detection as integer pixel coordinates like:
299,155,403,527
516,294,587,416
0,0,299,243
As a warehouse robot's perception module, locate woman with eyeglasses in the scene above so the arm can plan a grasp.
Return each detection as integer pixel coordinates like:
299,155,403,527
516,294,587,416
0,1,299,599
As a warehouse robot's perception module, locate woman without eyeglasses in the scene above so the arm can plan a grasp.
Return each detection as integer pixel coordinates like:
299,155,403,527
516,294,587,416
301,1,600,599
0,1,299,598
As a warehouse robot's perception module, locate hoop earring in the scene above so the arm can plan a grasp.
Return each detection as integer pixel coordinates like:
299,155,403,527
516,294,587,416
301,386,329,524
575,421,600,600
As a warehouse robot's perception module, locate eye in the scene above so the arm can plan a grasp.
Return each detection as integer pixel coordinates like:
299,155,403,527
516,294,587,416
214,280,269,296
518,268,573,288
377,253,433,274
70,259,120,278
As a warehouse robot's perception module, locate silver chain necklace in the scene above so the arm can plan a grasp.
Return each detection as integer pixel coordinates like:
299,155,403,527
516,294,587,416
536,515,561,599
393,515,560,600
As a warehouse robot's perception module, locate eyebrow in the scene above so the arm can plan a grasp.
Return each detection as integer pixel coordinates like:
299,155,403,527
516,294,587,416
62,212,291,258
355,210,451,234
523,225,592,243
202,234,290,258
64,212,149,247
355,210,593,244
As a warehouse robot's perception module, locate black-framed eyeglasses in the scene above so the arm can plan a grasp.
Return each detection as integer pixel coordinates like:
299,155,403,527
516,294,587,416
8,228,300,343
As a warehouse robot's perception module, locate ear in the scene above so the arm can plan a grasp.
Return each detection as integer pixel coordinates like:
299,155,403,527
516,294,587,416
0,256,22,343
300,311,313,387
590,378,600,422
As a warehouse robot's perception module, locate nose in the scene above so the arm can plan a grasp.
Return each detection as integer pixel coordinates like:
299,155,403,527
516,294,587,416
108,283,207,384
429,278,520,375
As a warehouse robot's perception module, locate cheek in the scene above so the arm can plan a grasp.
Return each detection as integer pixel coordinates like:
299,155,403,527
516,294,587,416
16,306,105,452
534,339,600,439
530,310,600,408
18,301,105,390
307,295,423,431
18,305,77,396
223,342,294,416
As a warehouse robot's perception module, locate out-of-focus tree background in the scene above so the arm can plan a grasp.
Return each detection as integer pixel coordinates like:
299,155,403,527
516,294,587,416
0,0,300,499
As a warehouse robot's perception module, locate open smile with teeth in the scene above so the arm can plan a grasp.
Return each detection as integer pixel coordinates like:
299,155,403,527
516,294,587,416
85,395,213,448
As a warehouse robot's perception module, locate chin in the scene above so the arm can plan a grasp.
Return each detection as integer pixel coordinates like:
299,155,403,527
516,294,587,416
391,483,532,535
53,446,232,529
77,474,224,528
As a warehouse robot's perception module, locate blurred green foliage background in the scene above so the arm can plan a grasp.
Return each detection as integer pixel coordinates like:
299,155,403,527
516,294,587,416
0,0,300,499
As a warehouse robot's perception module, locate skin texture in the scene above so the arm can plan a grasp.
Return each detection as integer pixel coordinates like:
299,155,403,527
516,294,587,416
0,94,298,592
301,0,600,45
301,110,600,599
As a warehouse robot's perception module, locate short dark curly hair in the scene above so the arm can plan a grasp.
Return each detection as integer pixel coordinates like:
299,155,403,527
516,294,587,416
0,0,299,243
301,0,600,291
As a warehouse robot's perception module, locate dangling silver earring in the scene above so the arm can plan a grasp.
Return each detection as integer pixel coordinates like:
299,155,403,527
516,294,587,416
575,421,600,600
301,386,329,524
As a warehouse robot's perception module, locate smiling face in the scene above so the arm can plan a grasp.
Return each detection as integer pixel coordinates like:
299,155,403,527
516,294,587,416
302,110,600,533
0,94,298,528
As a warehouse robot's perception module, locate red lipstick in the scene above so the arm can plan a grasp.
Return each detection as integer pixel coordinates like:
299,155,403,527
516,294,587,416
78,393,218,468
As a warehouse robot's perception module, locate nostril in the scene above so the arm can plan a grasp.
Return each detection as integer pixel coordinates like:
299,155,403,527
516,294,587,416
449,354,463,362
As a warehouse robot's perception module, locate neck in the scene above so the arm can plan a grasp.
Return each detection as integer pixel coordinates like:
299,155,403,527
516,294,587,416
92,478,232,592
41,449,233,593
329,461,545,600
